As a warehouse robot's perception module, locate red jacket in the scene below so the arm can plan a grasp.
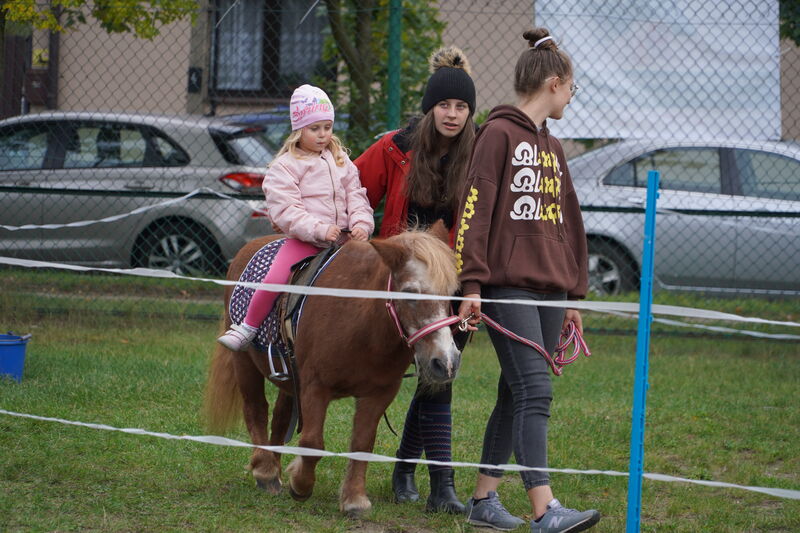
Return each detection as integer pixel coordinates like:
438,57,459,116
354,130,412,238
355,128,457,244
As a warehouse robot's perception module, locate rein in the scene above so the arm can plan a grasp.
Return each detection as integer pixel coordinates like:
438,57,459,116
479,313,591,376
384,275,591,375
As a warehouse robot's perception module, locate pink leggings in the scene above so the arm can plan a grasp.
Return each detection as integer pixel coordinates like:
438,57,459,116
243,238,321,329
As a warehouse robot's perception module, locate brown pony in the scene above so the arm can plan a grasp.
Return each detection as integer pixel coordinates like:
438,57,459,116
204,224,461,516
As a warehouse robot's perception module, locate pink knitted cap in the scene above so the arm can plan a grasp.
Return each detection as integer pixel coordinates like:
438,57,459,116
290,84,335,131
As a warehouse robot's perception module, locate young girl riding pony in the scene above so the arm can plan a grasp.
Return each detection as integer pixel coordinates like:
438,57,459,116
218,84,374,351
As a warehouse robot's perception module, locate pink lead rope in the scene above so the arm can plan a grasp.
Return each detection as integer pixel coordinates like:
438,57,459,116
384,276,591,375
477,313,591,376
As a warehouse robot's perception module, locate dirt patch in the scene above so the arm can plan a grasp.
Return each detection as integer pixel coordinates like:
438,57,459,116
346,521,439,533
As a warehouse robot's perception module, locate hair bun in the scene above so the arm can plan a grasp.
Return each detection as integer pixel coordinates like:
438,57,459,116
523,28,557,50
429,45,472,76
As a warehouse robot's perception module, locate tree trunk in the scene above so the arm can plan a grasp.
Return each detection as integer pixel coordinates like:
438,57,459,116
324,0,374,140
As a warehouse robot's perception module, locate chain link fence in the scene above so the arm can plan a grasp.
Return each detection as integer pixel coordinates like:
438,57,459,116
1,0,799,300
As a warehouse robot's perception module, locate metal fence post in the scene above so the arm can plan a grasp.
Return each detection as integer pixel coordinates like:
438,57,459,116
386,0,402,130
626,170,660,532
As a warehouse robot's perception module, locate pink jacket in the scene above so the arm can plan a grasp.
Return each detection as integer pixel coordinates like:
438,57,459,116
263,148,374,247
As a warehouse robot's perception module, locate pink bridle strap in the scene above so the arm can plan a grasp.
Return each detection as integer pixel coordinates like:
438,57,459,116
479,313,591,376
385,277,407,343
385,277,461,347
406,315,461,346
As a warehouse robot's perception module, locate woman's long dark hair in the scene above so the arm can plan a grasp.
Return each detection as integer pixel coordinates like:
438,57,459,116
405,111,476,211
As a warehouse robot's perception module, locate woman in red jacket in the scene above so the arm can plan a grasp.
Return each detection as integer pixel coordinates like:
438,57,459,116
354,45,476,514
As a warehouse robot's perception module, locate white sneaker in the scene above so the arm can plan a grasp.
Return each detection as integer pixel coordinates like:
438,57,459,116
217,323,258,351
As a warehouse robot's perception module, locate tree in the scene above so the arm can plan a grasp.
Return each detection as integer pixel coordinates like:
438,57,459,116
1,0,197,108
319,0,444,154
781,0,800,46
2,0,196,38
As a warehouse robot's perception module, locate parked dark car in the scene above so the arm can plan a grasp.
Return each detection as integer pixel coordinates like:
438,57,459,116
0,112,276,275
225,108,352,147
570,139,800,296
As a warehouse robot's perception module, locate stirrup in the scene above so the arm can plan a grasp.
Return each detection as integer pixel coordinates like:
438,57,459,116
267,343,290,381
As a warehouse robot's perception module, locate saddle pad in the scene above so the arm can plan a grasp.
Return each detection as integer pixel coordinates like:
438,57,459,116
228,239,287,352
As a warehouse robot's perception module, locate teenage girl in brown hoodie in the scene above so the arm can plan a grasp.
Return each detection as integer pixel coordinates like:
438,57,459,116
456,28,600,533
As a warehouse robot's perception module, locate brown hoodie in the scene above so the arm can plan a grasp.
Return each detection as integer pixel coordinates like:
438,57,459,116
454,105,588,299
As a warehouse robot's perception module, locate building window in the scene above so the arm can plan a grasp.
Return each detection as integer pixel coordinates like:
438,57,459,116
211,0,327,99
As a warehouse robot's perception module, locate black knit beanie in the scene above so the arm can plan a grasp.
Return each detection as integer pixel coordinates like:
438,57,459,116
421,48,476,115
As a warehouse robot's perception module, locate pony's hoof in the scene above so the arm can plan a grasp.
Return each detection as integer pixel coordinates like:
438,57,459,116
255,477,282,495
342,506,367,519
341,496,372,518
285,457,313,502
288,483,312,502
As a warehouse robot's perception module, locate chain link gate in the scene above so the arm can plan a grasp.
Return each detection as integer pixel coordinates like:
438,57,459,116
1,0,798,298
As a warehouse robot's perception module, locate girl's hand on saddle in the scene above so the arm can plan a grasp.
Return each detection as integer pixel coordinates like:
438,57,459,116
349,227,369,241
563,308,583,336
325,225,342,242
458,293,482,331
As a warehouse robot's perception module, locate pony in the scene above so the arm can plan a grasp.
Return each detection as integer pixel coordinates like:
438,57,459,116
204,224,461,516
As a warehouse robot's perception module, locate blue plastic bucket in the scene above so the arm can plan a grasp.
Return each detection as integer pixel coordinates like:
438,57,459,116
0,333,31,383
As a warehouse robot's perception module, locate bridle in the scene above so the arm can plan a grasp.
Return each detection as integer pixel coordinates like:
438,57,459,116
385,276,461,347
385,276,591,375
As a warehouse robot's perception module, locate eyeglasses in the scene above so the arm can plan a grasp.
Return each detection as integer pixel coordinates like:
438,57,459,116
546,76,579,97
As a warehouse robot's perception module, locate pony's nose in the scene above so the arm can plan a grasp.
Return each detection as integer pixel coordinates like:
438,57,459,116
428,347,461,382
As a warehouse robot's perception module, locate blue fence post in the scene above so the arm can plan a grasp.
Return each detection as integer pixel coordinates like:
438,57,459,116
626,170,660,532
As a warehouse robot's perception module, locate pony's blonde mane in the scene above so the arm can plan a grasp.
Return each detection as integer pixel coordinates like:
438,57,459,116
396,230,459,295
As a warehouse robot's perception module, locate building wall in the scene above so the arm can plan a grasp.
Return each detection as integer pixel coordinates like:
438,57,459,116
56,21,191,114
440,1,525,115
781,38,800,141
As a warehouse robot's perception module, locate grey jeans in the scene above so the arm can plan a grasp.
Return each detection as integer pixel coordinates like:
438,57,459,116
478,286,566,490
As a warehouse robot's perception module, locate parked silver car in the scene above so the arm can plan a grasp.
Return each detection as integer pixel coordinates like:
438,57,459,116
570,139,800,296
0,112,276,275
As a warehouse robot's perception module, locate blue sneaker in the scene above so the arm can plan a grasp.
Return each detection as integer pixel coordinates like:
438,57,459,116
530,499,600,533
466,491,525,531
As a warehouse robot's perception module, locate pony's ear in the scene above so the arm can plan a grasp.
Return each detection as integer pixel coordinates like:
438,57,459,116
370,239,408,271
428,219,449,243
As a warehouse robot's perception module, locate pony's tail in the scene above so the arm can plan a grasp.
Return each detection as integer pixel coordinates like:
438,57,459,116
203,321,243,433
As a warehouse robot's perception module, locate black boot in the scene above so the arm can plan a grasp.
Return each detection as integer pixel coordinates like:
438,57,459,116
392,460,419,503
426,468,465,514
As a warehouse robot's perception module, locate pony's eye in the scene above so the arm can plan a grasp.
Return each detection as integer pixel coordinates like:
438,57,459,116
401,288,421,304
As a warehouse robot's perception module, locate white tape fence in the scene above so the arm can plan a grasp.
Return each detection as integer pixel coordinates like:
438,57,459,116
1,409,798,501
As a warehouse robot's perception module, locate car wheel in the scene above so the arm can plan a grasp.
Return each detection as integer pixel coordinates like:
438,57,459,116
587,240,637,296
134,221,224,276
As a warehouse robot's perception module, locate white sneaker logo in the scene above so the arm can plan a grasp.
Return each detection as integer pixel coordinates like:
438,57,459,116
548,515,564,528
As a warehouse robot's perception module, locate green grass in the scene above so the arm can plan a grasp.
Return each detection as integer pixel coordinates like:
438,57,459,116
1,271,799,532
